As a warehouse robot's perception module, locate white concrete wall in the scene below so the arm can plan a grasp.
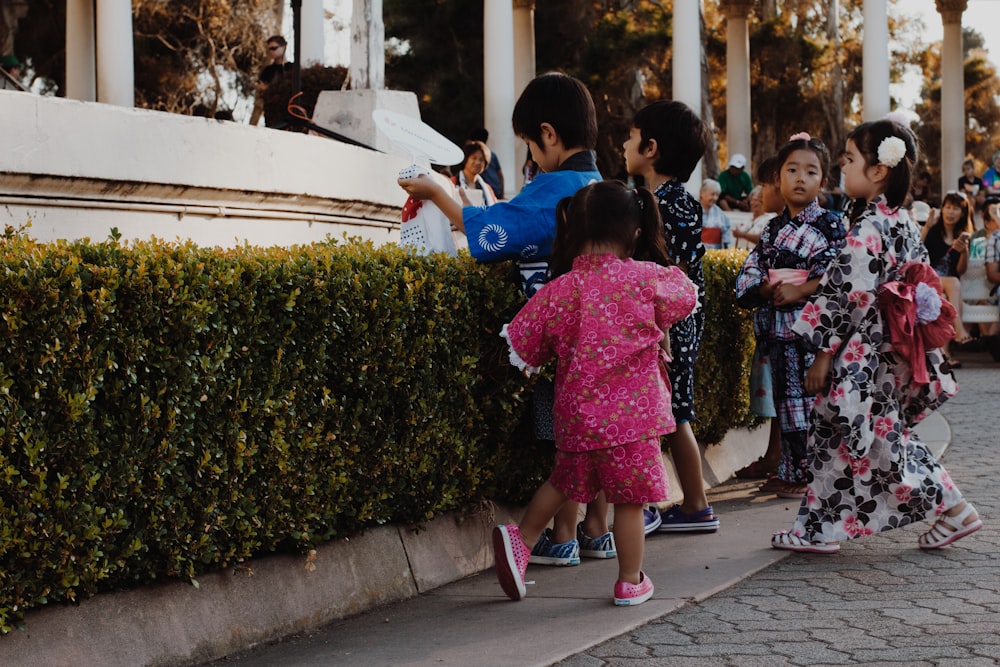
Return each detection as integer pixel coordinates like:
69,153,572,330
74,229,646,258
0,91,439,248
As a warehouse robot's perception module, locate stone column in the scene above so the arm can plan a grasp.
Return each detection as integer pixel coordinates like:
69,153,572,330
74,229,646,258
861,0,889,121
720,0,753,170
484,0,516,199
351,0,384,89
300,0,326,66
512,0,535,190
938,0,967,192
65,0,96,101
95,0,134,107
672,0,703,190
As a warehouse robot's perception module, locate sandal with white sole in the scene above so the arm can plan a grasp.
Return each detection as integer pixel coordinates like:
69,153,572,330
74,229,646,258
918,502,983,550
771,530,840,554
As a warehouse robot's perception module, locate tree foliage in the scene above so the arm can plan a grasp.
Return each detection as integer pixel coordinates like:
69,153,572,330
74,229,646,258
10,0,281,116
914,29,1000,196
132,0,279,115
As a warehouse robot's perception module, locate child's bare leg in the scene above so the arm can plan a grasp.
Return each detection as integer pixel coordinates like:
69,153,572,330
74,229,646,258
667,423,710,514
552,495,609,542
613,503,644,584
763,417,781,466
520,482,569,548
581,493,609,538
551,501,580,543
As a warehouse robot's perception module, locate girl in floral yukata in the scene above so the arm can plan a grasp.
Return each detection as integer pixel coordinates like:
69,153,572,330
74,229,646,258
492,180,697,606
772,118,982,553
735,134,847,500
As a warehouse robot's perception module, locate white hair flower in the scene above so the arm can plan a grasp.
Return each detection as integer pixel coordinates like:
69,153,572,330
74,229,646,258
877,136,907,168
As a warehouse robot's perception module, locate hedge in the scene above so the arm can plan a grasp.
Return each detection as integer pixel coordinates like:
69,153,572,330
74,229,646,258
0,231,754,632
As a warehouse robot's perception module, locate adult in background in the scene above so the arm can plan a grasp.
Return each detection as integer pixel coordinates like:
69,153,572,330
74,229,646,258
250,36,295,127
981,150,1000,198
699,179,734,249
958,158,986,211
718,153,753,211
0,54,24,91
451,141,498,208
910,171,932,203
468,128,505,198
922,191,975,361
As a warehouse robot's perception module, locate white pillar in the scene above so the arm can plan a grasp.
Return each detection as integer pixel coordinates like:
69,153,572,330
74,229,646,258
939,0,967,193
484,0,516,199
722,0,752,169
512,0,535,191
66,0,96,102
350,0,384,89
300,0,326,66
672,0,702,191
861,0,890,121
95,0,133,107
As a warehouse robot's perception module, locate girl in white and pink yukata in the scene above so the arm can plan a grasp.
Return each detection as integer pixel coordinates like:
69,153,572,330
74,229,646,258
492,180,697,606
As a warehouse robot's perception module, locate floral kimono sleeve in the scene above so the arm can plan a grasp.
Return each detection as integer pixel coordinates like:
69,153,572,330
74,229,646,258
500,282,560,372
792,220,882,354
654,265,698,331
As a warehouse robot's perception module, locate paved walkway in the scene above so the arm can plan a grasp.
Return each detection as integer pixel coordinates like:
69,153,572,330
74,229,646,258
210,351,995,667
555,352,999,667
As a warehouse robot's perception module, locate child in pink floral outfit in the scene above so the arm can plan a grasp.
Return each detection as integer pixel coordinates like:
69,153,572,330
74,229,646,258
493,181,697,606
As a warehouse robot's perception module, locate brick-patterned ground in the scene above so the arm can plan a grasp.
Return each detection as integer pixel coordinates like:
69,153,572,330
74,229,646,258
557,353,1000,667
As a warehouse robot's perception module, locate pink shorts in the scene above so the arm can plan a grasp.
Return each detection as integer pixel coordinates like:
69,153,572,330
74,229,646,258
548,437,669,505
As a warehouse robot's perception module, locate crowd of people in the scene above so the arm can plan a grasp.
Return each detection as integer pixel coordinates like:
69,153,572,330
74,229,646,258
397,71,989,608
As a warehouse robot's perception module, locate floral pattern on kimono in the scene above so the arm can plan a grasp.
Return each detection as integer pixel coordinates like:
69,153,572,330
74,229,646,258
790,197,964,543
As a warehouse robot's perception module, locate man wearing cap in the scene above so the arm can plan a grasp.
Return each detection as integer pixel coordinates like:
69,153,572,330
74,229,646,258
0,54,24,91
718,153,753,211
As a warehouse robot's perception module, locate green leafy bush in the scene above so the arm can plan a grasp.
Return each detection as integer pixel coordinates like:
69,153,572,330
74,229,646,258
0,235,754,632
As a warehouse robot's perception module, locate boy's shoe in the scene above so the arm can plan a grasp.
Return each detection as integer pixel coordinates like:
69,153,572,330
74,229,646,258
529,528,580,566
642,507,662,535
657,504,720,533
614,571,654,606
576,522,617,559
493,524,531,600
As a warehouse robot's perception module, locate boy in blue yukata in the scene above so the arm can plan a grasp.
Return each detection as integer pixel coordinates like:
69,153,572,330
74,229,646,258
399,72,611,565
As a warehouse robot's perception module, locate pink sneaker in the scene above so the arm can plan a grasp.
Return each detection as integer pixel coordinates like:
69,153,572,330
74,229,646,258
493,524,530,601
613,571,654,606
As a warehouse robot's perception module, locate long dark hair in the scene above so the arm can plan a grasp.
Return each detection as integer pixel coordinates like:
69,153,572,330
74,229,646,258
548,181,670,279
926,190,974,240
846,119,918,219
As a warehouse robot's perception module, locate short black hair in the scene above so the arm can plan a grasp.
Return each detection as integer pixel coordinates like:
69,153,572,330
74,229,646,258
512,72,598,151
756,155,781,184
631,101,709,182
267,36,286,47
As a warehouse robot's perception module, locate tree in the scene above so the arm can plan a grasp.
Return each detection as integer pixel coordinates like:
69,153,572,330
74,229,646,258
914,28,1000,193
10,0,281,116
133,0,279,115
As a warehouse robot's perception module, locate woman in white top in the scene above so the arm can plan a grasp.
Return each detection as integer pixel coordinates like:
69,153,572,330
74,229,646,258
452,141,498,208
733,185,776,250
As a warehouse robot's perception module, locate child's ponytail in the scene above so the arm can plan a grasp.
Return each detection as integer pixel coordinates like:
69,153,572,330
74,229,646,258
632,187,672,267
847,119,918,209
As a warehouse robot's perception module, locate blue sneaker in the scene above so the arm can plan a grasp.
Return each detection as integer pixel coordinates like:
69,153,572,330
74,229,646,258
577,522,617,559
642,507,662,535
657,504,720,533
529,529,580,566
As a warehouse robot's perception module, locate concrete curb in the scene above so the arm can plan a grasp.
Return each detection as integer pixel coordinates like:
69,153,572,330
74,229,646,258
0,416,947,666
